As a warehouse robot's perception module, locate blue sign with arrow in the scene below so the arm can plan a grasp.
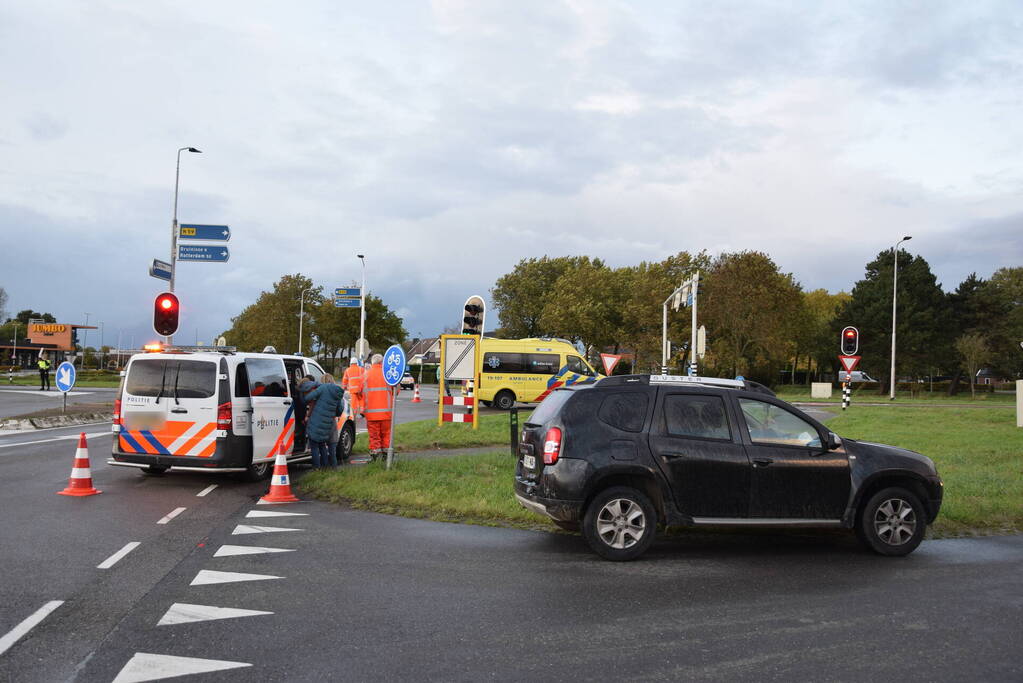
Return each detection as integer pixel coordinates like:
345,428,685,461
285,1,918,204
178,245,229,262
149,259,173,281
333,298,360,308
179,224,231,241
382,344,407,386
55,361,76,393
335,287,361,297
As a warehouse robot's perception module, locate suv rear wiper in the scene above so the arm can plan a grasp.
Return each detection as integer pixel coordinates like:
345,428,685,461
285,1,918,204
154,362,169,405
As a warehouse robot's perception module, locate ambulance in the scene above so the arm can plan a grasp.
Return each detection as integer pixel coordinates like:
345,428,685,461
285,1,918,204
474,337,603,410
109,346,356,479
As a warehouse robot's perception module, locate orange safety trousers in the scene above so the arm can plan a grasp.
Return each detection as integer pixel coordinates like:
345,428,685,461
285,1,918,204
367,420,391,451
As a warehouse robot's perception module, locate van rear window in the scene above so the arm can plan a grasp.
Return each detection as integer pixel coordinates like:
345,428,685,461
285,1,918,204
126,360,216,399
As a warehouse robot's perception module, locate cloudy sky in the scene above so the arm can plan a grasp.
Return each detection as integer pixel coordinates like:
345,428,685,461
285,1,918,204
2,0,1021,349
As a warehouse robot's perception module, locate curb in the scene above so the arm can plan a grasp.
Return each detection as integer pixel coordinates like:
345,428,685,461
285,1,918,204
0,412,111,431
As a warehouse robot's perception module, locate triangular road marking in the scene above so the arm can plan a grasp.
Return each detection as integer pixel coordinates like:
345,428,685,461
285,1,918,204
213,544,296,558
232,524,303,535
112,652,251,682
245,510,308,518
157,603,273,626
190,570,281,586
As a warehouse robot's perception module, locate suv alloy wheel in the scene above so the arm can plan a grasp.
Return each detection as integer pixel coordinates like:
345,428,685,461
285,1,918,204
582,486,657,561
858,487,927,556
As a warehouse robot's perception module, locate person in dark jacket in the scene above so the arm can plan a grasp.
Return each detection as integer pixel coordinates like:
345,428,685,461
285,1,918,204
293,374,316,451
304,380,343,468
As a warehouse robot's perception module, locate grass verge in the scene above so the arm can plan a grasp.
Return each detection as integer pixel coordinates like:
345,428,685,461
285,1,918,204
775,386,1016,405
353,414,511,454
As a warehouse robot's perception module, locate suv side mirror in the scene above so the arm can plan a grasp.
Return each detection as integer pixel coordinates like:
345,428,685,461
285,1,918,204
827,431,842,450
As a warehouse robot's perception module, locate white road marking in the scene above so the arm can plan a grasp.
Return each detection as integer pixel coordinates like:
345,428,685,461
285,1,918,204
97,542,141,569
0,600,64,656
112,652,251,682
214,544,296,557
245,510,308,518
156,507,186,525
196,484,218,497
0,389,93,397
157,602,273,626
0,431,109,451
190,569,282,586
232,524,303,535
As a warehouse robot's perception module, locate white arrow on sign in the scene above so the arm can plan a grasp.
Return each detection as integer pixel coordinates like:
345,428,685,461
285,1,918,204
58,366,72,387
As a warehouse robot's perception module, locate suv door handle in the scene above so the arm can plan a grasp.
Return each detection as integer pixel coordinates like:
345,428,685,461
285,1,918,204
753,458,773,467
242,409,254,414
283,399,292,405
170,408,188,414
662,452,686,459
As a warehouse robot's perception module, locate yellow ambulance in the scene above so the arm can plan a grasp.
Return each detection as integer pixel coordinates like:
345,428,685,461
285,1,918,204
475,338,602,409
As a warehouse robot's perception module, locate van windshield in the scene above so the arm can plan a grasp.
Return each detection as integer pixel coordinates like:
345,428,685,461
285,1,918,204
126,359,217,399
526,389,573,425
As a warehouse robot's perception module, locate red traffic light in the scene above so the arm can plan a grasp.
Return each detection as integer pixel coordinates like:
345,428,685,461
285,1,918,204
845,330,855,337
154,292,180,337
840,326,859,355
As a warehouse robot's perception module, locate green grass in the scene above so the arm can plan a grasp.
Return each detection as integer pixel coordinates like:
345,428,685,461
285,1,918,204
353,414,512,454
775,385,1016,405
6,371,120,388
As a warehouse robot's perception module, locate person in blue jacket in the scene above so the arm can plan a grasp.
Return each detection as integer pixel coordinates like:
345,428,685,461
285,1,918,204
304,378,344,468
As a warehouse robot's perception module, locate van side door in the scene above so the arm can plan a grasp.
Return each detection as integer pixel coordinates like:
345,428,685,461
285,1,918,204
243,357,293,462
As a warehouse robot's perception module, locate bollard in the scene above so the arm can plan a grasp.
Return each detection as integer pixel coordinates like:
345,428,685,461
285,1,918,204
1017,380,1022,428
509,407,519,456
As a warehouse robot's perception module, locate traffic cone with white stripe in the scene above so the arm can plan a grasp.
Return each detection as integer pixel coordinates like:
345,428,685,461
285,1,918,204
58,432,101,497
411,383,422,403
259,443,299,504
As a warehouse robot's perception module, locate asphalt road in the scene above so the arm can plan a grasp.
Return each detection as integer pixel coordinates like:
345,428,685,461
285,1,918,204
0,386,119,420
1,397,1019,681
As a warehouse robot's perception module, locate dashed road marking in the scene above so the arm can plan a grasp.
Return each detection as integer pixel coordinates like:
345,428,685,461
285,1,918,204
245,510,308,518
196,484,218,497
0,431,109,451
232,524,303,535
156,507,186,525
213,544,296,557
190,570,282,586
0,600,64,656
97,542,141,569
157,603,273,626
112,652,251,682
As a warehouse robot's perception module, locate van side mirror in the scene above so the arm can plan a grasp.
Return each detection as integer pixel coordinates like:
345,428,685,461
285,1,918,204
827,432,842,450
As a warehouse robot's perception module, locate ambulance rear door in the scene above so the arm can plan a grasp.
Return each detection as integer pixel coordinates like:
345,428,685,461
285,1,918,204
243,357,294,463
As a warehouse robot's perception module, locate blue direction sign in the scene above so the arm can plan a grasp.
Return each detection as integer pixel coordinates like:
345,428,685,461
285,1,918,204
149,259,173,281
335,287,361,297
55,361,76,393
333,298,360,308
382,344,407,386
178,244,229,262
179,224,231,241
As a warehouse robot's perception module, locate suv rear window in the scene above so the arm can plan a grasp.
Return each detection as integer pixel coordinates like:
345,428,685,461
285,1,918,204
125,359,217,399
598,392,648,432
527,389,573,425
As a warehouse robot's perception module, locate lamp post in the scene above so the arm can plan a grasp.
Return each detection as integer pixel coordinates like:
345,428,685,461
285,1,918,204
170,146,202,345
12,321,19,368
99,321,104,370
889,235,912,400
357,254,366,362
82,313,91,368
298,287,311,355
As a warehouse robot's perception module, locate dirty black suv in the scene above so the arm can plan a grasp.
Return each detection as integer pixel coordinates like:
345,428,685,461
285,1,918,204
514,375,943,561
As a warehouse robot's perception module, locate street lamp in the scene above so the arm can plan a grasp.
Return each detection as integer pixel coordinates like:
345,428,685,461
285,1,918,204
82,312,91,368
357,254,366,362
169,146,202,345
298,287,311,355
99,321,104,370
890,235,912,400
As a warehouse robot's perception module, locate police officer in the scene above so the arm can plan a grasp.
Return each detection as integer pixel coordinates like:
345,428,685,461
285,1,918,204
38,355,51,391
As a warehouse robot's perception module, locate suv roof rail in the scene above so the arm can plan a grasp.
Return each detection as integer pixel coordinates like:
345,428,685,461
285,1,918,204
596,374,776,397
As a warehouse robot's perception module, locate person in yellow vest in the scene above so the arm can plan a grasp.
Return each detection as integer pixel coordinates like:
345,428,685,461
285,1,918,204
362,353,397,460
37,355,51,391
341,358,365,418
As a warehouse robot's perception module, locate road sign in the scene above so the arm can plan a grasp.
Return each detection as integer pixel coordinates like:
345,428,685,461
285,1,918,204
179,224,231,241
839,355,861,373
335,287,361,297
382,344,407,387
600,353,622,375
178,245,229,262
333,298,360,308
697,325,707,358
149,259,173,281
443,336,477,381
55,361,76,393
355,338,369,360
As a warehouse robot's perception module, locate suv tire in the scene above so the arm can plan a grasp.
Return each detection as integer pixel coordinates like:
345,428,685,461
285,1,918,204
582,486,657,561
858,487,926,556
336,422,355,463
493,390,516,411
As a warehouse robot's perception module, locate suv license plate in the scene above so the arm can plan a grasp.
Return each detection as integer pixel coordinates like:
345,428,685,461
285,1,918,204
522,454,536,470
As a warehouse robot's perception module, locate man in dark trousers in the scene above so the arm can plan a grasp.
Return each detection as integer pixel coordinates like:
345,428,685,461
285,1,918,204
38,355,51,391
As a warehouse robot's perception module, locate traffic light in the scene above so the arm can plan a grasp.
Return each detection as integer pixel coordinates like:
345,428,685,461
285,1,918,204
154,292,180,337
462,295,486,335
841,326,859,355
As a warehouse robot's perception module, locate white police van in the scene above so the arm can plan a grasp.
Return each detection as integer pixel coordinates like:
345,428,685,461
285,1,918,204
109,345,355,479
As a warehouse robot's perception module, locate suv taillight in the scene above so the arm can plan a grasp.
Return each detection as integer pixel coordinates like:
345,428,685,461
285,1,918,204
543,427,562,465
113,398,122,426
217,402,232,430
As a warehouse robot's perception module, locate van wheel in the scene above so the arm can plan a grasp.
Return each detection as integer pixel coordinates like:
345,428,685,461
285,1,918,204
582,486,657,561
141,465,169,476
857,487,926,556
243,460,273,482
481,400,492,407
337,423,355,462
493,390,516,410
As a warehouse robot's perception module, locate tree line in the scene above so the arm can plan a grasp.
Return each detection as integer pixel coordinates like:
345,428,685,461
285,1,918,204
490,252,1022,393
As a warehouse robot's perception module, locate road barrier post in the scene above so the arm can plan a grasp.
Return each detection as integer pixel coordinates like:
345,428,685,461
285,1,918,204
1017,380,1022,428
509,408,519,456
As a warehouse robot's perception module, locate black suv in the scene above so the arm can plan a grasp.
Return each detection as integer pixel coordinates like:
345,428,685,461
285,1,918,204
514,375,943,561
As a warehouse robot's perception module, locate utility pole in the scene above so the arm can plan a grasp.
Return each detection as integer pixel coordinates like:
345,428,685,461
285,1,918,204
358,254,366,362
169,146,202,345
298,287,311,355
889,235,912,400
661,271,700,376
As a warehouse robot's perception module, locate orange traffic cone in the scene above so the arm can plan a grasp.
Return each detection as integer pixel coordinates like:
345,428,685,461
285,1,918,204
411,383,422,403
259,444,299,504
58,433,101,497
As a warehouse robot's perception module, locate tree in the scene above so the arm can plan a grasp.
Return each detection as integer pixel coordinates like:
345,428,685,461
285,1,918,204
700,251,804,381
538,259,627,353
311,294,406,371
221,274,321,353
955,333,989,398
491,256,592,337
988,267,1023,379
800,289,852,382
13,310,56,325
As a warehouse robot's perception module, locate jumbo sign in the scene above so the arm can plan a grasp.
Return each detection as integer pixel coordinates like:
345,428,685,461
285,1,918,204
28,323,74,350
31,324,67,334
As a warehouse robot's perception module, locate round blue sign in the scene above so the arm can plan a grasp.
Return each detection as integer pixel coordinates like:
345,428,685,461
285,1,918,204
55,361,77,393
382,344,407,387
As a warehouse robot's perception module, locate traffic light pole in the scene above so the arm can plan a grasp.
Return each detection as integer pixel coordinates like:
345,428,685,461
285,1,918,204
690,271,699,377
661,272,700,376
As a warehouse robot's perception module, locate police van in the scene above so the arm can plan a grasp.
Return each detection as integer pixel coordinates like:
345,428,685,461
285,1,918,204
475,337,603,410
109,346,355,479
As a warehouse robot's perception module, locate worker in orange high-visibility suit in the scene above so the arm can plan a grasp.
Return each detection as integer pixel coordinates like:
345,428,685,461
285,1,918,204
362,353,398,460
341,358,364,418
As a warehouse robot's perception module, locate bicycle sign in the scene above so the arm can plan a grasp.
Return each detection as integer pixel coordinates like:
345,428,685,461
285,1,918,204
382,344,407,387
